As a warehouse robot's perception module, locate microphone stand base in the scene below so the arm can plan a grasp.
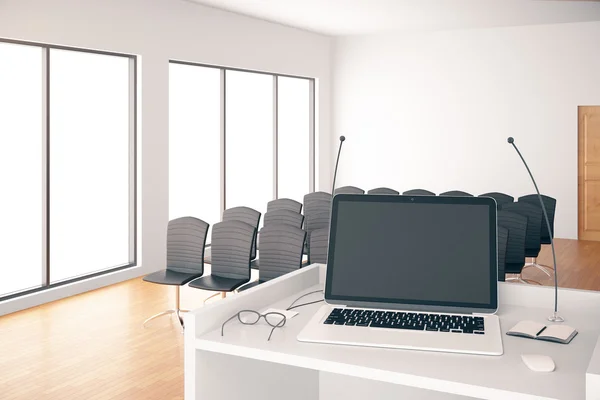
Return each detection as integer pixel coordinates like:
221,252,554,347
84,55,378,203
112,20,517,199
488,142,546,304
548,312,565,323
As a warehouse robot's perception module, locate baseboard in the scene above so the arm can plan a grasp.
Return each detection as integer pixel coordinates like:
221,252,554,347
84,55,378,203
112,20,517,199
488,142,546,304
0,265,147,317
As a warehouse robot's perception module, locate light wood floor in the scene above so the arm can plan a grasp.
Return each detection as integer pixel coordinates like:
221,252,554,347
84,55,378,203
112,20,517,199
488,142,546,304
1,239,600,400
520,239,600,290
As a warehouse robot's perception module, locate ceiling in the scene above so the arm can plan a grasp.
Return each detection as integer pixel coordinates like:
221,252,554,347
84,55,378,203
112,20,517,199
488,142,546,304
189,0,600,36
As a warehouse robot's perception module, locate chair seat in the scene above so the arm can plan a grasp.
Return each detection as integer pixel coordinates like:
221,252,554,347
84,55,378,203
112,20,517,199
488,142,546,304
143,269,203,286
237,280,264,292
505,262,525,274
188,274,249,292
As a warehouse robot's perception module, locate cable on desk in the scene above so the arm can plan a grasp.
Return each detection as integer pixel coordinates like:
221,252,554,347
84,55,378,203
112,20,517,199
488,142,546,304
286,289,324,311
287,299,324,311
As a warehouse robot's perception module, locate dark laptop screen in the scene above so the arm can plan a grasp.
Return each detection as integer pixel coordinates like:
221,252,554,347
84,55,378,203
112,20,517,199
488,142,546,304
325,195,497,312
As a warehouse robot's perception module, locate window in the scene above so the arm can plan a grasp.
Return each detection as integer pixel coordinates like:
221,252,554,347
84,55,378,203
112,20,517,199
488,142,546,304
0,42,44,297
277,76,311,203
169,62,315,226
169,63,221,236
225,70,274,213
49,49,133,283
0,39,136,299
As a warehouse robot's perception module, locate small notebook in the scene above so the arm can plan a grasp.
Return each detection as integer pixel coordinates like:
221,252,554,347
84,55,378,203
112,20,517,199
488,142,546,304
506,320,578,344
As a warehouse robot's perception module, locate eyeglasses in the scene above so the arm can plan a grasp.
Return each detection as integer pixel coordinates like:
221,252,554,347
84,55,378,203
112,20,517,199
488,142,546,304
221,310,287,341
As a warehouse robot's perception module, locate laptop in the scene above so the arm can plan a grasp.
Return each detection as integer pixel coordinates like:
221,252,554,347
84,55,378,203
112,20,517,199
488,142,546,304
297,194,503,356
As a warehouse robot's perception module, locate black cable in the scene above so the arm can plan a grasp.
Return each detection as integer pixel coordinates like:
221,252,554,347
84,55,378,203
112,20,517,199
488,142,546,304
287,299,324,311
286,289,323,311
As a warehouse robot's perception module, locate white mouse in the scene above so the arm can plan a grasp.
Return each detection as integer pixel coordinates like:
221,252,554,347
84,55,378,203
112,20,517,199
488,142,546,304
521,354,555,372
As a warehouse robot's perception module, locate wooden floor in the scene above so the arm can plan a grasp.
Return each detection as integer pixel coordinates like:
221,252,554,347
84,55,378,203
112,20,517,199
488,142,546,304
1,239,600,400
521,239,600,290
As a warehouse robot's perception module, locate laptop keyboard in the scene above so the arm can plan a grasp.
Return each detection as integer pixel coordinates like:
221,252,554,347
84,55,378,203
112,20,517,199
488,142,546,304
324,308,485,334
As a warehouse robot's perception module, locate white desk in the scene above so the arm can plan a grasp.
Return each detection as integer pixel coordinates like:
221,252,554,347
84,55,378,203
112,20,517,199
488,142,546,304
184,264,600,400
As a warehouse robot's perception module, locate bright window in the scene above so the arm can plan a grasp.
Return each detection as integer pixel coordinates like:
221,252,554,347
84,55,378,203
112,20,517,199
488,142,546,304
0,42,44,296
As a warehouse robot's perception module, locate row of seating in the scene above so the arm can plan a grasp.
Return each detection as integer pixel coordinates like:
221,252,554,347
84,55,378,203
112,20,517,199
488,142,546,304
142,194,333,329
143,188,558,329
332,186,557,283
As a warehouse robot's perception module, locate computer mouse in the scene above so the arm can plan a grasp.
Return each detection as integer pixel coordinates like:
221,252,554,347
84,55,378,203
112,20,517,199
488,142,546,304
521,354,555,372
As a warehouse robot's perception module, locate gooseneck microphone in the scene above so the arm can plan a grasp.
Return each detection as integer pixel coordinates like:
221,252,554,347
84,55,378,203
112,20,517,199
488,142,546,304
507,137,563,322
331,136,346,195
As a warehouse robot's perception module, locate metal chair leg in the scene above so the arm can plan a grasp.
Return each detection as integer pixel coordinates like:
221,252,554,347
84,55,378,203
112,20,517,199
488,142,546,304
144,286,187,329
203,292,222,304
523,258,553,277
521,278,542,285
143,310,176,327
506,274,542,285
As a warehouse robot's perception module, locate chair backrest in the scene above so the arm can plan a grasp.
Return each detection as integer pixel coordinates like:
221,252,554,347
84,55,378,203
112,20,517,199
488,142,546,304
263,209,304,229
402,189,435,196
479,192,514,209
222,206,261,260
303,191,332,233
497,210,527,272
308,228,329,264
266,198,303,214
257,225,306,282
518,194,556,243
439,190,473,197
497,226,509,282
166,217,209,275
210,220,256,280
334,186,365,195
367,187,399,195
500,201,542,257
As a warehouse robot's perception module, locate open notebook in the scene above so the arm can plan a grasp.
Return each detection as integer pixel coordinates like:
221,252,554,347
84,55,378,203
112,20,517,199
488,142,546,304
507,320,578,344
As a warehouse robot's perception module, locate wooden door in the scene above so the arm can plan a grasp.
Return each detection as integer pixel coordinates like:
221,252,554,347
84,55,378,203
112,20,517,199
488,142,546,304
578,106,600,241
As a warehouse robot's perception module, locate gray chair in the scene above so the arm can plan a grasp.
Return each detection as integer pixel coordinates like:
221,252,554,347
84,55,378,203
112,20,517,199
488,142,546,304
367,187,399,195
497,226,509,282
222,206,261,260
518,194,556,244
518,194,557,274
498,210,539,285
263,209,304,229
502,201,547,277
334,186,365,195
440,190,473,197
403,189,435,196
267,198,303,214
189,220,255,298
240,225,306,291
479,192,514,209
253,210,304,269
308,227,329,265
142,217,209,329
303,191,332,254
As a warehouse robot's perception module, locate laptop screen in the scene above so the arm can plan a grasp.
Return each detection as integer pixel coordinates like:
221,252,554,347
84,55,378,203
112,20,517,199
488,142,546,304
325,195,498,313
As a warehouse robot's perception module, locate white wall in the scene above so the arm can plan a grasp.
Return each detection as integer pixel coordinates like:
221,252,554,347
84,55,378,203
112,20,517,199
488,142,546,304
0,0,332,315
332,21,600,239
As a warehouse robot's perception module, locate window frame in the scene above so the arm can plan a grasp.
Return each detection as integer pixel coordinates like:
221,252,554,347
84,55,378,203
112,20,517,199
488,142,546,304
168,59,316,218
0,38,137,301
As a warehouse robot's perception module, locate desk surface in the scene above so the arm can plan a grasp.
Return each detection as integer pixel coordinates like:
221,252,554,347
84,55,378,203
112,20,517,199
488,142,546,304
190,265,600,400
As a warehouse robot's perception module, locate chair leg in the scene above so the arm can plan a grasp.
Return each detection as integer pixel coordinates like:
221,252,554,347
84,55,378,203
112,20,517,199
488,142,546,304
221,292,226,299
521,277,542,285
204,292,222,304
143,310,176,327
174,286,185,330
144,286,187,330
523,258,553,277
506,274,542,285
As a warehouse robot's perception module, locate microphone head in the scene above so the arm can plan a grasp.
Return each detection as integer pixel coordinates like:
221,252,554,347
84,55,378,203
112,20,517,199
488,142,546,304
507,137,514,144
339,136,346,142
